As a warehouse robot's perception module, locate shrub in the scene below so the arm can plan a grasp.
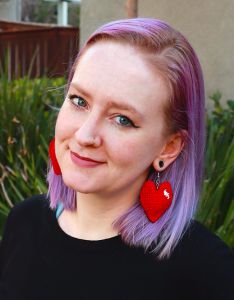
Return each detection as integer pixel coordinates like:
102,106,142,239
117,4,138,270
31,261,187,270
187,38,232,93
196,91,234,247
0,77,233,248
0,75,65,236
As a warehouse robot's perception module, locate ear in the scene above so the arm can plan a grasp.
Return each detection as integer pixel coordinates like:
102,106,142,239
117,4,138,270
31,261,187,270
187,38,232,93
152,130,187,171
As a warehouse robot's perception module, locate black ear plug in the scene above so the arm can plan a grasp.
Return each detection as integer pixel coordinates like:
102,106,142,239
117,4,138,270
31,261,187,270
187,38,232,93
159,160,164,168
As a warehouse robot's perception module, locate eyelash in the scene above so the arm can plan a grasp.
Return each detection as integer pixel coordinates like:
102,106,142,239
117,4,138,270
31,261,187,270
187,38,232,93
67,94,139,128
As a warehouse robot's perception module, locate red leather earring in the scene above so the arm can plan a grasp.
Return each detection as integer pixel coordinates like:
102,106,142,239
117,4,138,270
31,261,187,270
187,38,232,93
140,160,173,223
49,138,61,175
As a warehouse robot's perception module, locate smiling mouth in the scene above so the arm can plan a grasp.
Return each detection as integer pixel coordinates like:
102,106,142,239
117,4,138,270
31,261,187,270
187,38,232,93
70,151,104,163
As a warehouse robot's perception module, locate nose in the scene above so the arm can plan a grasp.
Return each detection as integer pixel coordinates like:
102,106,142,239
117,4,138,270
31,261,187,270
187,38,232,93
74,113,102,148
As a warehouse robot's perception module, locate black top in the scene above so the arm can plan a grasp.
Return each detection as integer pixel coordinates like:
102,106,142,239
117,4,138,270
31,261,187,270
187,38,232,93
0,194,234,300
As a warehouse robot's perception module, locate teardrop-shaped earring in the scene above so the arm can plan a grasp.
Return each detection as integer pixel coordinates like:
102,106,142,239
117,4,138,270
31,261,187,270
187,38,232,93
49,138,61,175
139,160,173,222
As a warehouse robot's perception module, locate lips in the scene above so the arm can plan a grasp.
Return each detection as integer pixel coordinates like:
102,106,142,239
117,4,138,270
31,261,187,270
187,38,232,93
70,151,103,163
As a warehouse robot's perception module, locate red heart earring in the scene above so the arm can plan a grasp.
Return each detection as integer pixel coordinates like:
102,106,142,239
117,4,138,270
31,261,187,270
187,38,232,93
49,138,61,175
140,160,173,223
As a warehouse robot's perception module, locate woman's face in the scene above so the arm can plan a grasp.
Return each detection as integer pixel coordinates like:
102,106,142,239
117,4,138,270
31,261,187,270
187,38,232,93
55,41,170,197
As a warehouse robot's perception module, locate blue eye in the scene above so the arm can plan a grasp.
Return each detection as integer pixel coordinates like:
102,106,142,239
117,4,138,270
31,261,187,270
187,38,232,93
67,94,139,129
68,95,87,108
115,115,134,127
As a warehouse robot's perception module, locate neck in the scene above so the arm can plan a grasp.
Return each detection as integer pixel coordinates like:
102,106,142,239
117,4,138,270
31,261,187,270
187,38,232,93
58,180,144,240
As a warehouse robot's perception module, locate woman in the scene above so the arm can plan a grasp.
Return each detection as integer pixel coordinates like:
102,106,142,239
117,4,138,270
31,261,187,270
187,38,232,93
0,18,233,300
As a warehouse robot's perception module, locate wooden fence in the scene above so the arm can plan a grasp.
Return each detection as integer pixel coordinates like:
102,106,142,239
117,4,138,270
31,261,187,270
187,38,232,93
0,20,79,79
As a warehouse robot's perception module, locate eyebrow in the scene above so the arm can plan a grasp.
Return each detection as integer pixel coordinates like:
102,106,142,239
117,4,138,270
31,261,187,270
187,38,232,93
70,82,144,120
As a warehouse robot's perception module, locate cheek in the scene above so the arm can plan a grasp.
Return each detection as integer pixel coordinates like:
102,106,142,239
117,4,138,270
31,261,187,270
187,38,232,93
107,136,152,167
108,131,164,168
55,106,76,140
115,141,136,163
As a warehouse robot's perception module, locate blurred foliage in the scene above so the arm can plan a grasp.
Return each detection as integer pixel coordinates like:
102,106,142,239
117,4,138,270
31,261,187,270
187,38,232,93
21,0,80,26
0,75,66,236
196,91,234,247
0,75,233,249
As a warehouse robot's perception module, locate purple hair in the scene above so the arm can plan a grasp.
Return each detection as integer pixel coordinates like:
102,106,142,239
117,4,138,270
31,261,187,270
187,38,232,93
47,18,206,260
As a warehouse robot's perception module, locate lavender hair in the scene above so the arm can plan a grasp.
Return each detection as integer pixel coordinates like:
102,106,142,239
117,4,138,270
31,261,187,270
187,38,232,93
47,18,206,260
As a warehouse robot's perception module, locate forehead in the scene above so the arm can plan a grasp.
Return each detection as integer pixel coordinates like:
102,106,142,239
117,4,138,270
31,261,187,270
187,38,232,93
71,41,169,118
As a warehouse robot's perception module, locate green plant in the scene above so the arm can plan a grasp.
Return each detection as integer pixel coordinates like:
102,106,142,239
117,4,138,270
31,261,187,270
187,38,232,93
0,75,66,236
0,80,233,248
196,91,234,247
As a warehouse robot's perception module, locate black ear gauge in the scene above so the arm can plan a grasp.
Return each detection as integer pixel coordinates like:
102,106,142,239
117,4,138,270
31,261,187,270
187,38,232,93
159,160,164,168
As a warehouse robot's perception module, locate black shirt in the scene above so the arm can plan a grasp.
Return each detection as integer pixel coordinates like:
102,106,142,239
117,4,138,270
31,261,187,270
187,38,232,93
0,194,234,300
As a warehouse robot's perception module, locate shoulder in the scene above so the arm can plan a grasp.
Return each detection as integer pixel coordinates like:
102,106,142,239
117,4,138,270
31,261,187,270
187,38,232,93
5,194,53,232
0,195,53,269
172,219,234,265
177,219,234,258
12,194,50,212
170,219,234,298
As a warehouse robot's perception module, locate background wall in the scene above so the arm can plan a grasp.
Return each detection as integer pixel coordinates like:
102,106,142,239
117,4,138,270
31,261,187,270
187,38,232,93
80,0,126,46
0,0,21,21
80,0,234,109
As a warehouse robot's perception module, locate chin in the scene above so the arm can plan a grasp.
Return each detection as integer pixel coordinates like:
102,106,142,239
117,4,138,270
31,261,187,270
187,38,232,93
61,172,99,194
